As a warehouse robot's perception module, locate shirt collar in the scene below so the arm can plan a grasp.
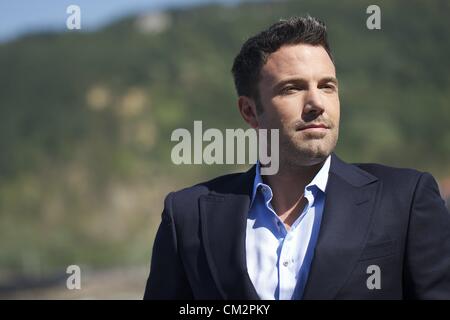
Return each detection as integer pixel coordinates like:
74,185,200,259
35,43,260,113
251,155,332,205
308,155,331,194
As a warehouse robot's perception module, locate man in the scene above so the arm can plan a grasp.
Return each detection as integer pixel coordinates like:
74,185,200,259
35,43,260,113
144,16,450,299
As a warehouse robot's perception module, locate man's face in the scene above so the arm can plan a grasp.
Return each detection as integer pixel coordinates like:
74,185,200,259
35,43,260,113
256,43,340,166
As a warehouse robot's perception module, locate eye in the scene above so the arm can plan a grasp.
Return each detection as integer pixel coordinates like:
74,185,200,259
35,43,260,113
280,86,301,95
319,83,337,93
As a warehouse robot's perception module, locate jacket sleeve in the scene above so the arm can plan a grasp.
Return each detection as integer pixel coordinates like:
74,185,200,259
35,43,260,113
404,172,450,299
143,192,194,299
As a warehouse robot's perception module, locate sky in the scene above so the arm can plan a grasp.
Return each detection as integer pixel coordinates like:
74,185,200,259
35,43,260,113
0,0,244,43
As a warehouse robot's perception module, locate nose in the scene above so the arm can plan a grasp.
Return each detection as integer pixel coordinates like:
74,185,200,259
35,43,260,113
302,88,324,120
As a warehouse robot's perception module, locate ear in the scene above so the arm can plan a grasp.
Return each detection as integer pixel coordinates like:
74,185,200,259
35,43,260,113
237,96,259,129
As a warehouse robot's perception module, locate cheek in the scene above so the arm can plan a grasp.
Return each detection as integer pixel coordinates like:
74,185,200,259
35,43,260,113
261,99,297,125
325,96,340,121
335,103,341,122
271,97,301,119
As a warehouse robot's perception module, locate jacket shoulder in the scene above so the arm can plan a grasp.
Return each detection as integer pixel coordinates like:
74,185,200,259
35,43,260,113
163,169,253,216
353,162,431,192
172,171,248,198
354,162,423,179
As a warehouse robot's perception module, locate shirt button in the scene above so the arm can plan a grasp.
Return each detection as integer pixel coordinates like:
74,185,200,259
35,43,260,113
283,261,289,267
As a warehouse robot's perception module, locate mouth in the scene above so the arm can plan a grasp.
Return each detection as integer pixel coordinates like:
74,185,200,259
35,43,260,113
297,123,330,132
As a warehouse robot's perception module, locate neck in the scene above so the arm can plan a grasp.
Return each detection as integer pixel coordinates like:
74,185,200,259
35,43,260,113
261,157,326,227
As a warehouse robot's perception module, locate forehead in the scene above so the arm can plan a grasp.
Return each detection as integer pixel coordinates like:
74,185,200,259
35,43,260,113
259,44,336,85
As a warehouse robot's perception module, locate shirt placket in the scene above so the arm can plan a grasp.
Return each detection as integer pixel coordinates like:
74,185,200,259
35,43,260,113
279,189,316,300
279,229,296,299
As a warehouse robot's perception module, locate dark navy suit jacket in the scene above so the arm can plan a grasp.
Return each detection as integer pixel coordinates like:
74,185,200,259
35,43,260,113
144,153,450,299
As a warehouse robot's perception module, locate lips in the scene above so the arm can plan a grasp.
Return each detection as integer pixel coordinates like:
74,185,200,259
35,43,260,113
298,123,330,131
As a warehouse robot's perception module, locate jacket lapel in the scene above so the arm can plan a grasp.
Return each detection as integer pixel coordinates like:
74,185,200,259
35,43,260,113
199,154,382,300
302,153,382,299
199,167,260,300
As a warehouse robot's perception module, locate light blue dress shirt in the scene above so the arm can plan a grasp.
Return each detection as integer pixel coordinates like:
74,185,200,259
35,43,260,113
246,155,331,300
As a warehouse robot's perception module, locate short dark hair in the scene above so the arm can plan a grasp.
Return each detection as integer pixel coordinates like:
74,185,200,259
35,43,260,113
231,16,333,112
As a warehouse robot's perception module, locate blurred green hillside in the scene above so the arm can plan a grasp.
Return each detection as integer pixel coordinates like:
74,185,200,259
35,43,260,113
0,0,449,280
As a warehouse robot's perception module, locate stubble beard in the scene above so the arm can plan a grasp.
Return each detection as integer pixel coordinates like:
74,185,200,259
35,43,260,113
278,125,339,169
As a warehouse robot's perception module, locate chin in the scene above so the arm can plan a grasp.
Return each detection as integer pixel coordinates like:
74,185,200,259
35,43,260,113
304,150,330,163
280,134,337,166
282,146,331,167
299,141,332,156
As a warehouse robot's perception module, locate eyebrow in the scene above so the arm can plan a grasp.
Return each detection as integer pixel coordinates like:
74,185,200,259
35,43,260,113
273,76,339,91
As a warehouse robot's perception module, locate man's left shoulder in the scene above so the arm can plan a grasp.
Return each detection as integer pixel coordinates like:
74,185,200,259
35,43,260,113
353,162,423,181
352,162,439,194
